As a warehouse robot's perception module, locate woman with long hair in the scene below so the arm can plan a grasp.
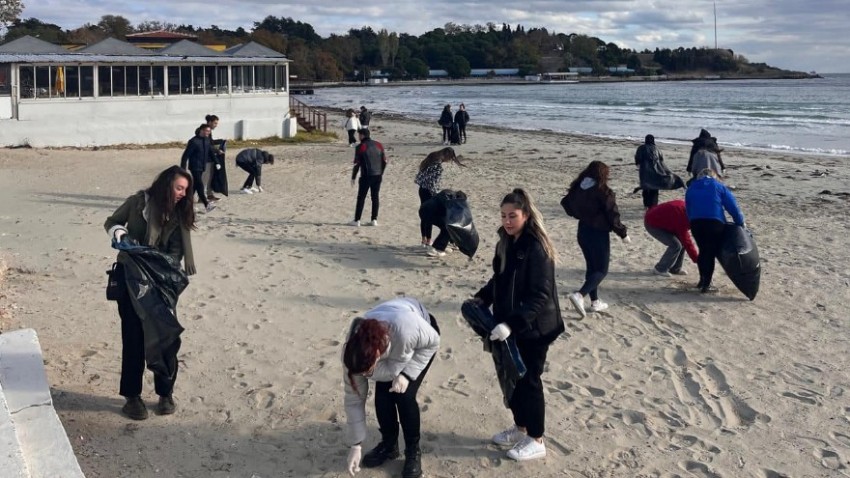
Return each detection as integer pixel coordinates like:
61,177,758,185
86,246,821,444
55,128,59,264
342,298,440,478
438,104,453,145
561,161,630,318
344,109,362,147
414,147,465,247
472,188,564,461
104,165,197,420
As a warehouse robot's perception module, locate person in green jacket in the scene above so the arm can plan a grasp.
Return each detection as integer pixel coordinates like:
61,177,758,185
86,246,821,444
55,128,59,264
104,165,197,420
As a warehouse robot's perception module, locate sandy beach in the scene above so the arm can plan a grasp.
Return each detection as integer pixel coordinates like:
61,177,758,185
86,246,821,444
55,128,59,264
1,113,850,478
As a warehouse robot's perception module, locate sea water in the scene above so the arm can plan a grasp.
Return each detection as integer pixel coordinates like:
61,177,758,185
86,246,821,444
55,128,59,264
307,74,850,157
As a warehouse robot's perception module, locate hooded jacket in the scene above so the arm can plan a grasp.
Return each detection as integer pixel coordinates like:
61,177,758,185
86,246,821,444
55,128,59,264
180,135,216,172
439,110,453,127
644,199,699,262
685,176,745,225
474,231,564,345
687,129,726,174
454,109,469,126
561,178,628,238
342,298,440,446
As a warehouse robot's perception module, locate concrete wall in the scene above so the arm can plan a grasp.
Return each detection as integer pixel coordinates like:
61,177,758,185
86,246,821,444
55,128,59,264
0,93,290,147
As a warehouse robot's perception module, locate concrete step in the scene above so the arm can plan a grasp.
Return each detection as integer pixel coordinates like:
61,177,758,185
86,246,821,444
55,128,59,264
0,380,30,478
0,329,85,478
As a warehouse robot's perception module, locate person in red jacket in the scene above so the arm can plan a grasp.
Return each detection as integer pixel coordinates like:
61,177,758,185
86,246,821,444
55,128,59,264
644,199,698,277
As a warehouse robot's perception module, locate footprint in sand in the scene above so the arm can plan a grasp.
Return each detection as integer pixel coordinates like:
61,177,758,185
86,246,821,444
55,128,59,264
780,390,821,406
677,460,721,478
813,448,843,470
250,389,276,409
757,469,791,478
440,374,470,397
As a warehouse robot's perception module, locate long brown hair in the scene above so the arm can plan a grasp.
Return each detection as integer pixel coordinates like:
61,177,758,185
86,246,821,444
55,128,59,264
343,319,390,392
146,166,196,230
496,188,558,272
418,147,464,172
568,160,610,194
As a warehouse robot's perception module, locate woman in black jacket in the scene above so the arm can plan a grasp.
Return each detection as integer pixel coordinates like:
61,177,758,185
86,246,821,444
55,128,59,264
179,124,216,212
454,103,470,143
438,104,453,145
561,161,630,318
473,188,564,462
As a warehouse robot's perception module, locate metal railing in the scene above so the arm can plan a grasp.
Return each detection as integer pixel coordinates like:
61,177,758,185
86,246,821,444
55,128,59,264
289,96,327,132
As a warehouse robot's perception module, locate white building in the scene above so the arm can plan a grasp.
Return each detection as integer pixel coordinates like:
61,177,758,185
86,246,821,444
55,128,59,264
0,36,292,147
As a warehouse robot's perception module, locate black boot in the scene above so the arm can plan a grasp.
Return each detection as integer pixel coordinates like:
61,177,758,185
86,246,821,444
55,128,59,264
361,441,399,468
122,396,148,420
402,446,422,478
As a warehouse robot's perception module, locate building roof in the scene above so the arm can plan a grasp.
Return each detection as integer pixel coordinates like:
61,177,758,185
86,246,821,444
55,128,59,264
0,53,287,64
79,37,150,55
0,35,70,54
158,39,223,56
126,30,198,40
224,42,286,58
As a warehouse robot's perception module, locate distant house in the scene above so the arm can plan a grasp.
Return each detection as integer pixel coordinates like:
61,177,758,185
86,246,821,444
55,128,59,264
0,35,292,147
469,68,520,77
568,67,593,75
126,30,226,52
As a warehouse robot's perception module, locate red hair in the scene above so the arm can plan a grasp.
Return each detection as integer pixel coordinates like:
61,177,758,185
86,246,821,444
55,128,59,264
344,319,390,392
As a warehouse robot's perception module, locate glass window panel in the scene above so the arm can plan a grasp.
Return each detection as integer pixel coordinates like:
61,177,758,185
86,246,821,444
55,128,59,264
204,65,216,94
276,65,287,92
244,65,254,92
152,66,164,95
167,66,180,96
180,66,192,94
0,64,11,95
256,65,274,91
80,66,93,97
192,66,205,94
20,67,35,98
126,66,139,96
112,66,125,96
35,66,51,98
98,66,111,96
63,66,80,98
217,65,228,93
232,66,243,93
139,66,152,95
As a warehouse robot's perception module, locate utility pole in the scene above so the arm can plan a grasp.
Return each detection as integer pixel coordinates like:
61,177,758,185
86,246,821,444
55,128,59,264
714,1,718,49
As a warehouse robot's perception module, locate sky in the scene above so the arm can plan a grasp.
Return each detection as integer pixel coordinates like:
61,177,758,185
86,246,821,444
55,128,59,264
18,0,850,73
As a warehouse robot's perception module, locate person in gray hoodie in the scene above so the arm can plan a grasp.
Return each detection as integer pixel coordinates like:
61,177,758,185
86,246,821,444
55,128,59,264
342,297,440,478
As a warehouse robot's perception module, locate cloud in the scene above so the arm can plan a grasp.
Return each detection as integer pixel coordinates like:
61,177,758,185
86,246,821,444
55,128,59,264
17,0,850,72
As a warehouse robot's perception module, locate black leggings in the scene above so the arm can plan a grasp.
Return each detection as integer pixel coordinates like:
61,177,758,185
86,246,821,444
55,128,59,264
374,317,440,449
418,188,434,239
642,189,659,209
577,223,611,301
690,218,726,287
191,170,208,207
458,124,467,142
238,163,260,189
355,175,383,221
510,342,549,438
347,129,357,145
118,295,179,398
442,126,451,142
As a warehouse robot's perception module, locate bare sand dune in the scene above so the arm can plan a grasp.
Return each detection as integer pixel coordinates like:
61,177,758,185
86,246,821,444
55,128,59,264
1,114,849,477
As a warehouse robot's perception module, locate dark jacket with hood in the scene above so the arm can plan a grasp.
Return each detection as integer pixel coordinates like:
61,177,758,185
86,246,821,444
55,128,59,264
439,110,453,127
561,178,628,238
687,129,726,173
454,109,469,126
474,231,564,346
180,135,217,172
358,108,371,126
635,140,683,190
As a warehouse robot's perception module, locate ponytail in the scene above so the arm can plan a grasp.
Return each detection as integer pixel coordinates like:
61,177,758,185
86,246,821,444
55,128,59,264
496,188,558,273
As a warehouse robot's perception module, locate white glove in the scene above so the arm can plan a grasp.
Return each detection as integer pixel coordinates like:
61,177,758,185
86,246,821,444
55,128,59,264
346,445,361,476
113,228,127,242
622,235,632,244
489,323,511,341
215,163,221,170
257,186,264,193
390,374,410,394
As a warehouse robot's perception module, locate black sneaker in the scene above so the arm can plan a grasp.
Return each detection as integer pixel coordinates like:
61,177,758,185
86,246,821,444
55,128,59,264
157,395,176,415
122,396,148,420
361,441,400,468
402,447,422,478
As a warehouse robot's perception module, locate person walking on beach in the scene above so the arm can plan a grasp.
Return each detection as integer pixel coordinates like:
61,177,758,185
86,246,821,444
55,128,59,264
180,124,216,213
438,104,453,145
414,147,466,246
205,114,227,201
359,106,371,130
349,129,387,227
235,148,274,194
644,199,698,277
685,169,745,293
634,134,683,209
454,103,470,143
344,109,362,147
104,165,197,420
471,188,563,461
687,129,726,180
342,297,440,478
561,161,630,318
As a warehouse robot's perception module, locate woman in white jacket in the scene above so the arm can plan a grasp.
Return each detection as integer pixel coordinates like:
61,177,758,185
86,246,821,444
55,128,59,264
342,297,440,478
344,109,362,147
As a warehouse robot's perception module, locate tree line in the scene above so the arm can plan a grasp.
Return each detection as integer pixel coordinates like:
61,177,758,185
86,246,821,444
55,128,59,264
2,13,792,81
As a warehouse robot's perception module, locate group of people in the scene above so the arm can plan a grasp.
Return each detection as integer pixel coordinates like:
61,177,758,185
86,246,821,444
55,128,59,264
344,106,372,147
438,103,470,145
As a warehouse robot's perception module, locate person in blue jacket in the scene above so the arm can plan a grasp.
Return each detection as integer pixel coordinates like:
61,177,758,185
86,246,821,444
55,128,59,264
685,169,745,293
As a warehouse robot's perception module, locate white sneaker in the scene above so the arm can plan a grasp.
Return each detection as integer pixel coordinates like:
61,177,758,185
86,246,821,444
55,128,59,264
426,247,446,257
444,245,454,253
569,292,586,318
204,203,217,214
670,269,688,276
492,426,525,447
241,188,253,194
369,219,378,227
590,300,609,313
348,220,360,227
653,267,672,277
251,186,261,193
507,436,546,461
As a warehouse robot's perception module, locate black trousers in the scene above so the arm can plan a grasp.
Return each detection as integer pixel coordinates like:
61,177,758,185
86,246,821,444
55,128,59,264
642,189,659,209
510,342,549,438
347,129,357,145
238,163,260,189
418,188,434,239
690,218,726,287
577,223,610,301
191,169,208,207
374,317,440,450
355,175,383,221
117,295,178,398
441,126,451,142
458,124,467,142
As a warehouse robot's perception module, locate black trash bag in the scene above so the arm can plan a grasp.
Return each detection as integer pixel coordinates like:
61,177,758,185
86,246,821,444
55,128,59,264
117,246,189,378
443,194,479,258
449,122,462,145
461,300,527,408
718,223,761,300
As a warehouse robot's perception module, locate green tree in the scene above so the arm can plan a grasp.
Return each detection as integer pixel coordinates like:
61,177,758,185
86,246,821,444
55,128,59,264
445,55,470,78
404,58,429,79
0,0,23,33
3,17,64,43
97,15,132,39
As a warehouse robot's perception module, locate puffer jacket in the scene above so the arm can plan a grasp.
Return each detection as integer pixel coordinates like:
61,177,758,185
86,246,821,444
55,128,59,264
342,297,440,446
474,231,564,345
561,178,628,238
180,135,216,172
